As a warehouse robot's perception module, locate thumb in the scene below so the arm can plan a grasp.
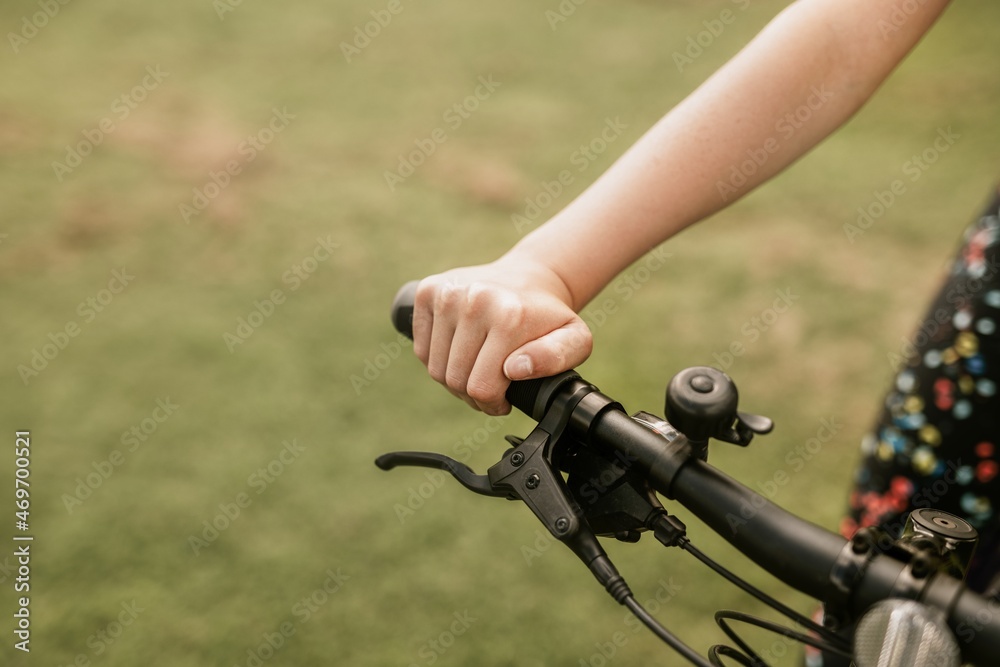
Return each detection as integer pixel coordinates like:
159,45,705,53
503,318,593,381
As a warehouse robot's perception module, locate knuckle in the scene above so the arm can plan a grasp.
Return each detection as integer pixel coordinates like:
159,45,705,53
493,299,526,330
464,283,526,328
413,279,437,310
464,282,500,317
465,378,499,405
435,281,464,310
427,360,448,385
444,368,469,394
464,281,491,304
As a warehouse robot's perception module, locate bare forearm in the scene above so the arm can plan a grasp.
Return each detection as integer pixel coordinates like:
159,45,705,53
511,0,951,310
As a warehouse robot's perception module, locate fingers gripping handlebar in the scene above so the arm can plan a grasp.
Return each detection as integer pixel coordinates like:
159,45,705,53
393,280,553,419
388,280,1000,665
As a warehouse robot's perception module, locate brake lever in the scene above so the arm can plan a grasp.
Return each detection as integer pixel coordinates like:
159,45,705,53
375,451,506,497
374,411,593,540
376,380,634,603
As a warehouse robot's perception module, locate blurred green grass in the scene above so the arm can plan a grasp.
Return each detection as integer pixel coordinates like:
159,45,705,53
1,0,998,665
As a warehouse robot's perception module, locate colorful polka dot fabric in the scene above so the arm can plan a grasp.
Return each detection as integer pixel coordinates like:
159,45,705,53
844,189,1000,594
813,189,1000,667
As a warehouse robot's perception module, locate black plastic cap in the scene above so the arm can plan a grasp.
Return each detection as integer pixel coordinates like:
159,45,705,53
391,280,419,340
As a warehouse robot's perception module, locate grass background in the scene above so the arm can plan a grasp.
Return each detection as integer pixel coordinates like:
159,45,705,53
1,0,997,665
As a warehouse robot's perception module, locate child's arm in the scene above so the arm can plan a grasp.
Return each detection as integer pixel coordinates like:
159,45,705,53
414,0,952,416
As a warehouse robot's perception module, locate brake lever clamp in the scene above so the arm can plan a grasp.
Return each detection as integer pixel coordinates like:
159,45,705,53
488,424,586,535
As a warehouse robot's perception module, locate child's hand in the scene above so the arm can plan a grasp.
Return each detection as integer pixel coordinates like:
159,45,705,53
412,258,592,415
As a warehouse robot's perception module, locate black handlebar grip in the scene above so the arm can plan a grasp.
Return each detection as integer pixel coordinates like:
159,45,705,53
391,280,419,340
505,376,551,421
389,280,548,417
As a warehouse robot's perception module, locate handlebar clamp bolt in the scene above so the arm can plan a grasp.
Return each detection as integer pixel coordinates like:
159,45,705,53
525,474,540,490
510,451,525,467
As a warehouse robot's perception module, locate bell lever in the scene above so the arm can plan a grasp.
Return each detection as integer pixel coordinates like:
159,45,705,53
733,410,773,444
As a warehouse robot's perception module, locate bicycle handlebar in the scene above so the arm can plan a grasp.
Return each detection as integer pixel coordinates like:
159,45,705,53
390,280,1000,664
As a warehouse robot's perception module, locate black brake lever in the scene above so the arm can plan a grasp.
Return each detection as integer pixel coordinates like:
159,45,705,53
375,451,506,497
376,378,634,603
